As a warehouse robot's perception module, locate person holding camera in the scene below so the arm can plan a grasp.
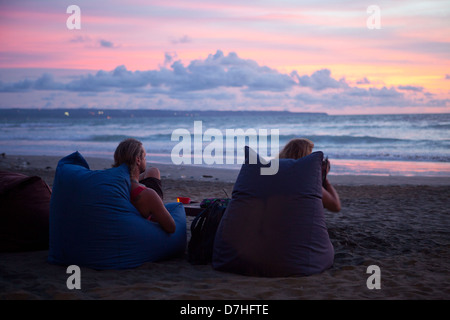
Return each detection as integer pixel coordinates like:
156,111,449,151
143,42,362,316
278,138,341,212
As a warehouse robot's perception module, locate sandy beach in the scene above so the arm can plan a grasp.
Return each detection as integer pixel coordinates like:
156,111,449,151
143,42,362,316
0,154,449,300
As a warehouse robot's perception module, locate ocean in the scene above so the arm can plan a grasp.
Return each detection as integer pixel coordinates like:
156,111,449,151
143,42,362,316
1,108,449,177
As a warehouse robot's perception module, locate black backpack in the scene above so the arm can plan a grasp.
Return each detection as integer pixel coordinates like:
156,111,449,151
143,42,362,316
187,199,230,265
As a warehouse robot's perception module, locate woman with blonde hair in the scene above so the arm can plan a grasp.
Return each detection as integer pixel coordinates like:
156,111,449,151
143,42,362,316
279,138,341,212
113,138,176,233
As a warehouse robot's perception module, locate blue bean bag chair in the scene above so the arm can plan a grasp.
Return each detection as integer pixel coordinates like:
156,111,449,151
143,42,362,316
212,147,334,277
48,152,186,270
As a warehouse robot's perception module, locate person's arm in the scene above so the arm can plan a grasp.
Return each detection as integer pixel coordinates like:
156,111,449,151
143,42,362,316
322,178,341,212
139,166,161,181
133,188,176,233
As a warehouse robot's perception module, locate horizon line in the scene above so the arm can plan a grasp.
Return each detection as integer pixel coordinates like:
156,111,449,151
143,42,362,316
1,107,449,117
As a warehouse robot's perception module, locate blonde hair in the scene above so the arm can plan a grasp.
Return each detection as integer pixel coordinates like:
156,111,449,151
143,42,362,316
278,138,314,159
113,138,144,171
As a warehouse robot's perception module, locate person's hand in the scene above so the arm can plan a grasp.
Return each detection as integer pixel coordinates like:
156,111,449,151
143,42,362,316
323,178,329,189
326,159,330,174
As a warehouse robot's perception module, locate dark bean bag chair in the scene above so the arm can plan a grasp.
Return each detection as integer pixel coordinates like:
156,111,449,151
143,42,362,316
212,147,334,277
0,171,51,252
48,152,186,270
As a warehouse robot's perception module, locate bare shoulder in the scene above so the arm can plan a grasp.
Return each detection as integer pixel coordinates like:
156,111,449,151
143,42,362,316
139,187,161,201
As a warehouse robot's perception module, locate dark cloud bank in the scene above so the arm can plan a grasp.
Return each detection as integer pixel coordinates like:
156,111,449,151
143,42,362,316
0,50,446,111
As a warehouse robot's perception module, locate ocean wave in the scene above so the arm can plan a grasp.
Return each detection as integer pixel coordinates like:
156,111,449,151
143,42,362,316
1,111,449,169
87,133,173,142
86,133,411,145
1,131,447,146
429,123,450,130
88,134,134,142
92,132,436,144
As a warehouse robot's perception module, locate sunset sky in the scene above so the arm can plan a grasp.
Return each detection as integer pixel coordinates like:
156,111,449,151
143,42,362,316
0,0,449,114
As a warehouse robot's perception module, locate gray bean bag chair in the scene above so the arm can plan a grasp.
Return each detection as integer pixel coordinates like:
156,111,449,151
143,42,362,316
212,147,334,276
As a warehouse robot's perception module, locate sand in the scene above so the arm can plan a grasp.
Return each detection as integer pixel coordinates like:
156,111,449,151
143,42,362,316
0,154,449,300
